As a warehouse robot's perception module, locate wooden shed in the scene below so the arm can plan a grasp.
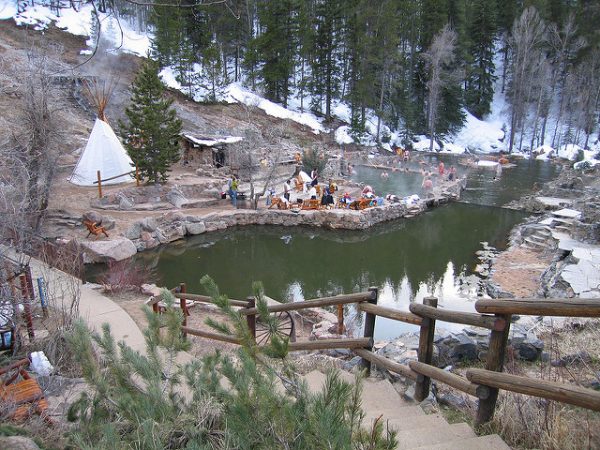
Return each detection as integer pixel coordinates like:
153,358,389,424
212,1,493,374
180,133,243,168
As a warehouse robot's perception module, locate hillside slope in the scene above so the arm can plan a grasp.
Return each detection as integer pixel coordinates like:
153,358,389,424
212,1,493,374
0,19,334,167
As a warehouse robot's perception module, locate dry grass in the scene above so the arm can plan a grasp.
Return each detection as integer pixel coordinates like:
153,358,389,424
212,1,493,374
483,319,600,449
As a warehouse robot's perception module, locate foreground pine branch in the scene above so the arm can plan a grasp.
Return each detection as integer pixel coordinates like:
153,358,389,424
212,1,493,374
67,280,397,449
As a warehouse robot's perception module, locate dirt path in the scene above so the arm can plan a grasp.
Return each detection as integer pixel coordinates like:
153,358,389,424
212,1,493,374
489,247,552,297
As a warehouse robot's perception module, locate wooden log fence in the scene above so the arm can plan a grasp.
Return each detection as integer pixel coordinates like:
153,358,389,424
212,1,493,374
413,297,437,401
360,287,378,375
410,303,506,331
359,303,423,326
409,361,488,399
354,348,417,380
467,368,600,412
154,284,600,427
475,297,600,317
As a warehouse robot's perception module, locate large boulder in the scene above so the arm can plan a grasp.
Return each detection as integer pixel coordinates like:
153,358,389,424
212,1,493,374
185,222,206,235
82,210,103,224
123,222,143,240
80,238,137,263
166,185,187,208
140,217,158,232
117,192,134,210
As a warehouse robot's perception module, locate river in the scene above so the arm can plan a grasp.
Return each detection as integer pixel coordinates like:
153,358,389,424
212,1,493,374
105,157,561,340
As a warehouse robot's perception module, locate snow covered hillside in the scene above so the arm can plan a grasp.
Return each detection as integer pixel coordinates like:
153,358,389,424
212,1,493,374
2,0,598,167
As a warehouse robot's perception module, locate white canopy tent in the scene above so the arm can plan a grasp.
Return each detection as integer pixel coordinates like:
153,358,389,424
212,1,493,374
69,119,134,186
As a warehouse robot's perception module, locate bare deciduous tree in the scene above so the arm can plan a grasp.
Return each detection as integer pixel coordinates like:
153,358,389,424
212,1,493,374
547,14,587,148
423,24,457,153
0,45,63,254
507,7,546,153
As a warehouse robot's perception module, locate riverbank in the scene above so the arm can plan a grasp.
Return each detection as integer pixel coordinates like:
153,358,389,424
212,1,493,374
46,163,467,263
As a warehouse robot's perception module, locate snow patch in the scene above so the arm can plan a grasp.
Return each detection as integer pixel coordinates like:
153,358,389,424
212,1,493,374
1,0,151,56
335,126,354,145
452,110,505,154
413,137,440,152
440,142,466,154
224,84,324,134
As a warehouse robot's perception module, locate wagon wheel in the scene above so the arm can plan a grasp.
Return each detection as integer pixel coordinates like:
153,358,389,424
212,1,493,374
255,311,296,345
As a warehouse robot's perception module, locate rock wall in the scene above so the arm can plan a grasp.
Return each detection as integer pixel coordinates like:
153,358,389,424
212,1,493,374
78,178,466,262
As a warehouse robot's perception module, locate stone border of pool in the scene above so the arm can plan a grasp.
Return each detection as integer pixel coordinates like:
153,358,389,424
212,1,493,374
79,179,466,263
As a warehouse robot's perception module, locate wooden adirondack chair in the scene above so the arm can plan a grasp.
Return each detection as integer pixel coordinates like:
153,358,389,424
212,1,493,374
83,219,109,238
0,359,51,423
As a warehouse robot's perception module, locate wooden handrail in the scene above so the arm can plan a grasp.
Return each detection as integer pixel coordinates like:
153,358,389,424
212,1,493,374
288,338,371,351
358,303,423,326
0,358,29,377
354,349,417,380
410,304,507,331
241,291,375,316
409,361,489,399
173,292,250,308
467,368,600,412
475,297,600,317
181,327,241,345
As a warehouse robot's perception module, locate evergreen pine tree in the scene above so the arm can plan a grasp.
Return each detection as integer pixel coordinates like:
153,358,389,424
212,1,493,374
310,0,344,120
120,58,182,184
465,0,497,118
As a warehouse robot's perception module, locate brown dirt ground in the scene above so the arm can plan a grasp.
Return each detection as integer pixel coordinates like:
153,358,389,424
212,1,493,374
489,246,552,297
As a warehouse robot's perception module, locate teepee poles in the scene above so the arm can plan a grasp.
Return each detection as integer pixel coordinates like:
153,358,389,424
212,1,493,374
83,76,119,122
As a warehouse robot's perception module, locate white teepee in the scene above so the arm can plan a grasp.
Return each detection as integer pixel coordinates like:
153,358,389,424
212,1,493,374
69,118,134,186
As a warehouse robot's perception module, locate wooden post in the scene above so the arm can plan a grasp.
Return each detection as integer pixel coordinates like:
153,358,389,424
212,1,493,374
360,287,378,376
179,283,187,340
97,170,102,198
246,296,256,342
337,304,344,334
135,164,140,187
19,274,35,341
475,314,511,427
36,277,48,318
414,296,438,402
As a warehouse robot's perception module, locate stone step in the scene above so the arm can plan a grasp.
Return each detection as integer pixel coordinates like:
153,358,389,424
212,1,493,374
523,237,551,248
550,217,574,225
554,225,572,233
393,422,476,449
364,412,451,433
303,370,415,413
180,198,220,208
520,243,541,251
408,433,510,450
528,234,548,243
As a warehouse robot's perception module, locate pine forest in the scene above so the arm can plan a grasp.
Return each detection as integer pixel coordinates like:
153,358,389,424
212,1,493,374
105,0,600,154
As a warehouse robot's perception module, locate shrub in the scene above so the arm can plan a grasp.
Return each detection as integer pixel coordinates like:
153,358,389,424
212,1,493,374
96,259,152,293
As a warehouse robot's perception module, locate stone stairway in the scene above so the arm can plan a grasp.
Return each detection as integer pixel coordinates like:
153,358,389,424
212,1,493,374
303,370,510,450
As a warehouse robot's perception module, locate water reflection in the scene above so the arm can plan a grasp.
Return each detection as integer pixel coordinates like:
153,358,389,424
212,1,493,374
87,158,559,341
130,203,527,340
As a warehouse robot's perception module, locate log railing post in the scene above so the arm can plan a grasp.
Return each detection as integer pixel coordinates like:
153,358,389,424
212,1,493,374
246,296,256,343
337,304,344,334
414,296,438,401
360,287,378,376
97,170,102,198
179,283,187,340
475,313,511,427
19,274,35,341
